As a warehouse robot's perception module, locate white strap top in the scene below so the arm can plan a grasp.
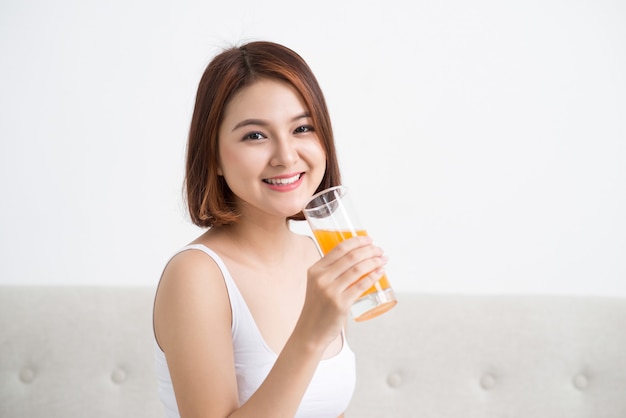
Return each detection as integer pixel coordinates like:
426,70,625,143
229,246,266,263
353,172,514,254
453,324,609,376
154,244,356,418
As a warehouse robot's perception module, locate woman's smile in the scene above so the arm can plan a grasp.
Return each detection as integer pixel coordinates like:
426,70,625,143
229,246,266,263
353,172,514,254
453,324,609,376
263,172,304,190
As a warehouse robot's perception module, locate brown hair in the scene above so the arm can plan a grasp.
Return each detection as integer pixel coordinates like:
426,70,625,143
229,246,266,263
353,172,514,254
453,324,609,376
184,41,341,228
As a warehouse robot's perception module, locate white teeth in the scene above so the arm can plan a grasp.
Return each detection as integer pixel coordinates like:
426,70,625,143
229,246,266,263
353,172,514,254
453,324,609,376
265,174,301,185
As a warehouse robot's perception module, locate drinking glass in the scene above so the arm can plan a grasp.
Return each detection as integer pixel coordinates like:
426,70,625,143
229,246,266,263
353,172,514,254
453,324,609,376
303,186,397,322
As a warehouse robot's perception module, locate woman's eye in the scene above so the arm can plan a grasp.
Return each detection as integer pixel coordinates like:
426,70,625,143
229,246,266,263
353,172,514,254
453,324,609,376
294,125,315,134
243,132,265,141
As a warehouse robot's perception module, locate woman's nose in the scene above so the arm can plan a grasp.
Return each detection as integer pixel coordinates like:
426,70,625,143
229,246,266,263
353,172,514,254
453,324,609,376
270,136,299,167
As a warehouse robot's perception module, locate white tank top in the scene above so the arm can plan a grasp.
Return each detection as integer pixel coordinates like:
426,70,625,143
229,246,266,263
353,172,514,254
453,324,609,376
154,244,356,418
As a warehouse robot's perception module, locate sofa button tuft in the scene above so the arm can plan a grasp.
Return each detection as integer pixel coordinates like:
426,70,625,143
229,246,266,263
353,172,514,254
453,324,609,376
480,374,496,390
19,367,35,383
386,372,403,388
573,374,589,390
111,368,128,384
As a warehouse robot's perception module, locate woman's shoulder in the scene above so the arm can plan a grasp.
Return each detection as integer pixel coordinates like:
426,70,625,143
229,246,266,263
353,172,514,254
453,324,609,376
153,242,232,350
161,243,225,285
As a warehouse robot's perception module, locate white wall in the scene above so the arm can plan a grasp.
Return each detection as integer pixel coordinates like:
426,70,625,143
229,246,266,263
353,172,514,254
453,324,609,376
1,0,625,296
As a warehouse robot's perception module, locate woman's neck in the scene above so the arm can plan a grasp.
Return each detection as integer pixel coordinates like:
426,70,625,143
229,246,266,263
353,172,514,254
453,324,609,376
205,218,298,266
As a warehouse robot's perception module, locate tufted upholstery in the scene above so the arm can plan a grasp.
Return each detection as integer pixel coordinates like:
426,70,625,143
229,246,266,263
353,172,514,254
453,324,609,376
0,286,164,418
1,286,626,418
346,293,626,418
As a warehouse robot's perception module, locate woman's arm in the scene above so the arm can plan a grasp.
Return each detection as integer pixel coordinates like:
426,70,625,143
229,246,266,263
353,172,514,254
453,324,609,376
231,236,383,417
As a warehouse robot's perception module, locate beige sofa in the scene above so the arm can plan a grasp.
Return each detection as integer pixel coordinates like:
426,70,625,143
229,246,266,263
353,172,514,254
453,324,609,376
1,286,625,418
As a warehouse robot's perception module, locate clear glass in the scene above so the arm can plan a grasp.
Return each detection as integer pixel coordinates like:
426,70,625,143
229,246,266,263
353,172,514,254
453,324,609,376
303,186,397,322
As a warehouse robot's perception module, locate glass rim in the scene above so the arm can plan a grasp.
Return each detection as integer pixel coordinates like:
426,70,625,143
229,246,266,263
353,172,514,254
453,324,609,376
303,185,349,211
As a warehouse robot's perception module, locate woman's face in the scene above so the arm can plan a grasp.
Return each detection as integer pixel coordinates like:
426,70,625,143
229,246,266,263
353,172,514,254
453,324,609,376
217,78,327,221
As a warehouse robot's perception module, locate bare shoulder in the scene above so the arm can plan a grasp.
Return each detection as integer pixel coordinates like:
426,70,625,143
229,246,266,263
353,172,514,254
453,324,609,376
153,248,231,350
160,247,224,285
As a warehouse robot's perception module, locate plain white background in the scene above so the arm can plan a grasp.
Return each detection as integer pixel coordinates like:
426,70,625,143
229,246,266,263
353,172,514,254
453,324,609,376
1,0,625,296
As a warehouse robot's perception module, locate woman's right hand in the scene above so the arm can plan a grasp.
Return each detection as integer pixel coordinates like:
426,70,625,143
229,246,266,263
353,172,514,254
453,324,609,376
296,235,388,349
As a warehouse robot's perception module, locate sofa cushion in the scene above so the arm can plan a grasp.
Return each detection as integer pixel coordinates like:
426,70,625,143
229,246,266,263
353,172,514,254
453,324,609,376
346,293,626,418
0,286,165,418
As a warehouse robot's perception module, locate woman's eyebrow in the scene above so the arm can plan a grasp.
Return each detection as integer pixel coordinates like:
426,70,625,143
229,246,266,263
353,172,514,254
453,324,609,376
231,113,311,132
292,112,311,122
232,119,266,131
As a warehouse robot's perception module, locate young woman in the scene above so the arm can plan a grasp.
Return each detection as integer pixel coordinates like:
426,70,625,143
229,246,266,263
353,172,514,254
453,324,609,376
153,41,388,418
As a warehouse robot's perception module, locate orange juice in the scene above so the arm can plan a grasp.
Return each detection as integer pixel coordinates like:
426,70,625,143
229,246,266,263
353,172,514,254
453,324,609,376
312,228,393,298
